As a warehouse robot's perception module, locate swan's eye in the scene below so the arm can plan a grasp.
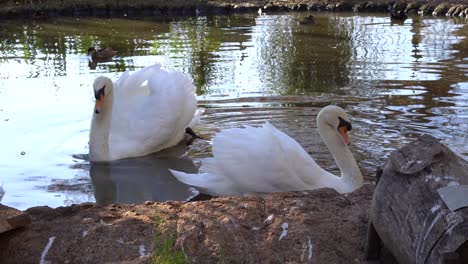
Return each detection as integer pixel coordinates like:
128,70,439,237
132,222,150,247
94,87,105,99
338,117,352,131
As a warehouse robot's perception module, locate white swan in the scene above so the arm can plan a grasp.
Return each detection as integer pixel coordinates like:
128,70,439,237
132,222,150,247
89,63,204,162
170,105,363,196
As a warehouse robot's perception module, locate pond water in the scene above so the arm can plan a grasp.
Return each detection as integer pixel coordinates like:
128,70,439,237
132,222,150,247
0,12,467,210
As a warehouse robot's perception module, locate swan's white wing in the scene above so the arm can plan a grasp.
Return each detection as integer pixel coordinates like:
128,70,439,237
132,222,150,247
188,108,205,128
113,70,130,92
145,69,197,149
171,122,329,196
207,123,323,192
114,64,161,99
109,64,197,159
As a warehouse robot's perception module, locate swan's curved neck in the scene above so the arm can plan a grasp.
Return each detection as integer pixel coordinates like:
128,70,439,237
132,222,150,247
317,120,363,193
89,81,113,162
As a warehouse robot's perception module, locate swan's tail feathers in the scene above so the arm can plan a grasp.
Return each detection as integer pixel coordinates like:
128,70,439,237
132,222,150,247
169,169,234,197
170,169,196,185
188,108,205,128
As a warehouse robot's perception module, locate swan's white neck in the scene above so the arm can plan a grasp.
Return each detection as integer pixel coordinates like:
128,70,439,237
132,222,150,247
89,80,114,162
317,119,363,193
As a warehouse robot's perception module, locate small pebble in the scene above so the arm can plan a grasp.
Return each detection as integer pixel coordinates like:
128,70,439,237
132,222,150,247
82,217,95,223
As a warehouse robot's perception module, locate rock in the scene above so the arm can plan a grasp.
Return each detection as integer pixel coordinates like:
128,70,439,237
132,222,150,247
448,5,464,16
418,4,435,15
405,3,422,14
0,204,31,234
433,3,450,16
446,5,458,16
0,0,466,19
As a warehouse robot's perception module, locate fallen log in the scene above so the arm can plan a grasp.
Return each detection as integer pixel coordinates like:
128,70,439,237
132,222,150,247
366,134,468,263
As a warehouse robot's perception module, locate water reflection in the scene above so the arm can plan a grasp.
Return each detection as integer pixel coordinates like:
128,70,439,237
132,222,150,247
0,183,4,203
0,12,466,209
88,57,114,70
90,144,198,205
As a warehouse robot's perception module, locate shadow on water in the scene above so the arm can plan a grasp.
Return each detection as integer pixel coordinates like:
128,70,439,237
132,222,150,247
0,12,466,209
89,143,198,205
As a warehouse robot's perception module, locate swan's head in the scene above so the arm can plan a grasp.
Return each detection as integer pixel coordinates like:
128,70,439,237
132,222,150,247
93,76,113,114
317,105,353,146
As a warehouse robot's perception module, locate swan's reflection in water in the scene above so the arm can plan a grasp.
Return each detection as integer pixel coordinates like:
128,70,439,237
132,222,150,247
90,144,198,205
0,185,4,203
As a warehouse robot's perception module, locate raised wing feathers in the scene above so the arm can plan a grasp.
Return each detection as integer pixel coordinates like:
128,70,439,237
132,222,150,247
109,64,197,159
174,122,326,195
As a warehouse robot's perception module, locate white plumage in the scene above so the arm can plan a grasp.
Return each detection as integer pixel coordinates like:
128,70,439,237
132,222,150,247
89,63,203,162
170,105,363,196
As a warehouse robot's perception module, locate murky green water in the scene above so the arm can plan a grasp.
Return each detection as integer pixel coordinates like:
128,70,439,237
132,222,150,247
0,13,466,209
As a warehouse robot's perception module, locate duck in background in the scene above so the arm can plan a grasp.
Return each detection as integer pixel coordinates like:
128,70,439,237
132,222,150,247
87,47,118,61
298,15,316,25
388,5,408,22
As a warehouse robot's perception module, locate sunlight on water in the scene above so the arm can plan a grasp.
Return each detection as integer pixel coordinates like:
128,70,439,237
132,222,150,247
0,13,466,209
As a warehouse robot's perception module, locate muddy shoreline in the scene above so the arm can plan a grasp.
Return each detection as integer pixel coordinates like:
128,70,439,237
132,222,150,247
1,0,467,19
1,185,390,264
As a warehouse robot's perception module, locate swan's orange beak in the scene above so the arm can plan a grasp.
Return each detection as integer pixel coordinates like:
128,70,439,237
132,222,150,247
338,126,351,146
94,94,104,114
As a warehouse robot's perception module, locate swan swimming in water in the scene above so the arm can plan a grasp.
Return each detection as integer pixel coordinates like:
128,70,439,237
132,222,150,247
89,63,204,162
170,105,363,196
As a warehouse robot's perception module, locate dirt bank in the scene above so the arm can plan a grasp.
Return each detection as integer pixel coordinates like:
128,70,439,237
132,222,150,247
0,0,467,19
0,184,396,263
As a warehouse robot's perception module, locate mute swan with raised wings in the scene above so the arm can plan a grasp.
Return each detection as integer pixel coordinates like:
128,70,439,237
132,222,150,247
89,63,204,162
170,105,362,196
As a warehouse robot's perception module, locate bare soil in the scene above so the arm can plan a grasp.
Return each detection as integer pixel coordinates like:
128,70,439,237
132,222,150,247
0,1,465,263
0,184,393,264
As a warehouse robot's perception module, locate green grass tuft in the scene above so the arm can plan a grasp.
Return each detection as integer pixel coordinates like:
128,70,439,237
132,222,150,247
151,214,187,264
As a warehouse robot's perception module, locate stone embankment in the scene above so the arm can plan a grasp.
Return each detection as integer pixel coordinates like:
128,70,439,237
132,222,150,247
0,0,467,19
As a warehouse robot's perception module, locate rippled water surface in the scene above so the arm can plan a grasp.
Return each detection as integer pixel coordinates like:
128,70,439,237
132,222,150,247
0,13,467,209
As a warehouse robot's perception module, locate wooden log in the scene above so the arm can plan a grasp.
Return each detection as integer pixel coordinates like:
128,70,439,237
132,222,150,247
367,135,468,264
